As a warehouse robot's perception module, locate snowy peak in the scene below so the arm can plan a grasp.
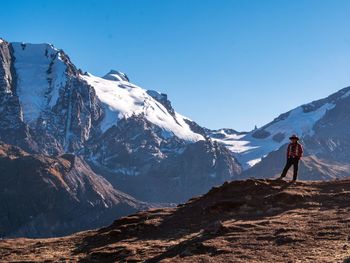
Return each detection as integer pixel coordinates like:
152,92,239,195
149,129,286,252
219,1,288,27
261,86,350,134
80,73,204,142
102,70,129,82
11,42,68,122
3,40,206,144
3,40,205,146
210,86,350,170
256,85,350,140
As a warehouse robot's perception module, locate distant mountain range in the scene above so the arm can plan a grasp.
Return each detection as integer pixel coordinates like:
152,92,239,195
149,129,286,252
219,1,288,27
1,38,349,237
210,85,350,180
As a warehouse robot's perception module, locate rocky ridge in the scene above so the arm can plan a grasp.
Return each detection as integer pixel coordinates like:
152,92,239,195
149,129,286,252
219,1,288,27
1,178,350,262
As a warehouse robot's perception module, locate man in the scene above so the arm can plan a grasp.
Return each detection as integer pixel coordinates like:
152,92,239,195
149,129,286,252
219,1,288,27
280,134,303,181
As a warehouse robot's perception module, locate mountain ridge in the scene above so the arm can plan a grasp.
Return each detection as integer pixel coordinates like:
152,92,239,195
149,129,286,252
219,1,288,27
1,178,350,262
0,38,242,205
0,142,150,238
209,85,350,181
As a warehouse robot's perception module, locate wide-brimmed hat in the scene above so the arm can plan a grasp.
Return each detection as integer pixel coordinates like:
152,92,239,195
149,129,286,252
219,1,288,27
289,134,299,140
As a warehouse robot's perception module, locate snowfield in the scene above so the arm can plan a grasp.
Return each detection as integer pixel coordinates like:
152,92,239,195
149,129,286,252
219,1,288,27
210,102,335,169
80,73,204,142
10,41,204,143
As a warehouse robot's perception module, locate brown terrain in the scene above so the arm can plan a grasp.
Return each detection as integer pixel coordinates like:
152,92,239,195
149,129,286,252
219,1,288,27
0,142,149,238
1,178,350,262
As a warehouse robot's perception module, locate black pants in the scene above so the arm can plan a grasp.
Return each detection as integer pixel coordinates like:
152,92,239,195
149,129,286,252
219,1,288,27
280,157,299,180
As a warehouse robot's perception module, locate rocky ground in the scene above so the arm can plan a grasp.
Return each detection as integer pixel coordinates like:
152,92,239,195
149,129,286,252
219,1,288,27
1,178,350,262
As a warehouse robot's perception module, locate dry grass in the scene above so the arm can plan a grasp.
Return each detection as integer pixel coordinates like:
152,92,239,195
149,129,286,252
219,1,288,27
1,179,350,262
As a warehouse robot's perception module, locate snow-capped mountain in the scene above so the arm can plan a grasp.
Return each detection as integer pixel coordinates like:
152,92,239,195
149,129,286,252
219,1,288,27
0,39,241,204
8,41,202,149
209,99,335,170
80,72,203,141
2,37,350,237
210,86,350,180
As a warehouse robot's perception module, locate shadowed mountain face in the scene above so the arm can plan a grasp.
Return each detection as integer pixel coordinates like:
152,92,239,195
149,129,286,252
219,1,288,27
0,142,149,238
2,178,350,262
85,116,241,203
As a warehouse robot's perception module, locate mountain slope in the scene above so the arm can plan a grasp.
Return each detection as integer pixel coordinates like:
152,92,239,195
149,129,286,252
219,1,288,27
80,72,203,141
210,86,350,180
1,178,350,262
0,142,149,238
241,143,350,180
0,39,242,204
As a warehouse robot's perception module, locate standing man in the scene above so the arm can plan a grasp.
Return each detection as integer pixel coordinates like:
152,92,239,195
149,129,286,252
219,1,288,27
280,134,303,181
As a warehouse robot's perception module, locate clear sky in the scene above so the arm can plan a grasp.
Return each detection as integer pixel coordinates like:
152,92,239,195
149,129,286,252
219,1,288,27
1,0,350,131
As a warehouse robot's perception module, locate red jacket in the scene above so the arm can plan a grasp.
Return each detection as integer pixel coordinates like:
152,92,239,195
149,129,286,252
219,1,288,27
286,142,303,159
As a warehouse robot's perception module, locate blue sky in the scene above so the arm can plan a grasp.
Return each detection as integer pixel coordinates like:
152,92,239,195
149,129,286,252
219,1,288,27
2,0,350,131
